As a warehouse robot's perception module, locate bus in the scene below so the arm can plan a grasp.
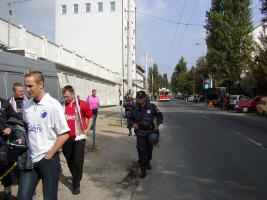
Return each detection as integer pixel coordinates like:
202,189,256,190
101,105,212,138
206,87,226,107
158,88,172,101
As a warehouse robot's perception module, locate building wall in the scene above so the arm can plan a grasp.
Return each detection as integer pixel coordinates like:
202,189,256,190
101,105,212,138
57,71,118,105
0,18,120,105
252,25,263,45
56,0,136,77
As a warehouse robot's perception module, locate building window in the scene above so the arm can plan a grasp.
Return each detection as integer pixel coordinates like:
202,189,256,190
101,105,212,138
110,1,115,12
73,4,78,14
61,5,67,15
98,2,103,12
85,3,91,13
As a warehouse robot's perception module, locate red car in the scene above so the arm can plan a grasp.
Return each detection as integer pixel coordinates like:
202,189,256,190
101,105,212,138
234,96,262,113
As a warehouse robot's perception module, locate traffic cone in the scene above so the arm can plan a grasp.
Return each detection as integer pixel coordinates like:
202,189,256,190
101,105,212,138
208,100,213,108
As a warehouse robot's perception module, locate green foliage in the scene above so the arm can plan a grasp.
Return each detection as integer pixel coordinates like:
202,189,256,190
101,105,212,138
171,57,188,93
252,1,267,94
205,0,253,86
194,57,210,93
261,0,267,23
148,64,170,94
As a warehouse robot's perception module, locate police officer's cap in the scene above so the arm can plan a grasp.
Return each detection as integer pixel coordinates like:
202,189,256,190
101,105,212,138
136,91,146,99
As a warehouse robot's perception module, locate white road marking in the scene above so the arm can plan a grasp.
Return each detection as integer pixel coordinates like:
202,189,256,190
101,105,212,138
201,115,217,124
235,132,264,148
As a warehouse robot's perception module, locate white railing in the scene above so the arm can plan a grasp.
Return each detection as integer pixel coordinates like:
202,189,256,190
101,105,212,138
0,18,120,84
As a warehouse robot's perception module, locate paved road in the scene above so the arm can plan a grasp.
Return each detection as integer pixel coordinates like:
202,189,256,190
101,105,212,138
133,100,267,200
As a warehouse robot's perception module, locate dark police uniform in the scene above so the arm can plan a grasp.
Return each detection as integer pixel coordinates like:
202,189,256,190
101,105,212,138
129,91,163,178
123,96,136,135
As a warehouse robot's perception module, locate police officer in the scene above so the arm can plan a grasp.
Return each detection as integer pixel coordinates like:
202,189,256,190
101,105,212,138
129,91,163,178
123,93,136,136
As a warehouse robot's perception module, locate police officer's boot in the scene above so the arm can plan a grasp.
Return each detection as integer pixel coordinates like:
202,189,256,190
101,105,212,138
140,168,146,179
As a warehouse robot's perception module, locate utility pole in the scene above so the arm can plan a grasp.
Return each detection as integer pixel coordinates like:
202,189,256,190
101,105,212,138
145,51,148,92
7,0,32,49
127,0,132,93
7,2,12,49
152,69,154,95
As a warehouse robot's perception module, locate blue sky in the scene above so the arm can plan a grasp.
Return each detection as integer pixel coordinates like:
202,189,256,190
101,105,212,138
0,0,264,79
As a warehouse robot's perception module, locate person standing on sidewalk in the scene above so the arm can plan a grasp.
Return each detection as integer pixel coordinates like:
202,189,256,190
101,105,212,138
224,93,231,111
129,91,163,178
8,82,28,183
87,89,100,118
9,82,28,118
18,69,70,200
62,85,93,195
123,93,136,136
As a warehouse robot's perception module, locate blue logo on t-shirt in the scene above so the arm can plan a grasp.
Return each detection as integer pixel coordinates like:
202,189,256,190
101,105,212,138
40,110,47,118
28,124,42,133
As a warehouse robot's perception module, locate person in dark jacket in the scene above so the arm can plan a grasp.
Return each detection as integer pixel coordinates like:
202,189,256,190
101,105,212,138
129,91,163,178
0,98,21,200
123,93,136,136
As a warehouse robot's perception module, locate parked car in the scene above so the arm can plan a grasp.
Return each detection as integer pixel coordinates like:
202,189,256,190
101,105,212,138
230,95,250,108
187,95,195,102
234,96,262,113
256,96,267,116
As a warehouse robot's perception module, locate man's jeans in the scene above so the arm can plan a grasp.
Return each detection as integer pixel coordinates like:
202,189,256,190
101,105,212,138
17,153,61,200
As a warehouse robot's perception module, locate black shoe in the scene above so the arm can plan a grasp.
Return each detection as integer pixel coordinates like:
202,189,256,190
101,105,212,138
140,168,146,179
72,187,80,195
4,192,11,200
146,163,152,170
128,131,132,136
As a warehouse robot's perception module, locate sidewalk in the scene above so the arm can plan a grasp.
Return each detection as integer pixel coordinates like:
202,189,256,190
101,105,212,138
1,106,138,200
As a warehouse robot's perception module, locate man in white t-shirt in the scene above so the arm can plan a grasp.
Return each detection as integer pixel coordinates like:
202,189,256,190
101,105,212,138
18,69,70,200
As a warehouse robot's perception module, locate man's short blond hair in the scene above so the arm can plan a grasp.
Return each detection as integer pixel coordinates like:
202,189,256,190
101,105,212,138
24,69,44,83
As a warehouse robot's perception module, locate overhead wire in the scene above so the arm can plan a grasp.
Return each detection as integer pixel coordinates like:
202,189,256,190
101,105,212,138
164,0,187,73
131,10,204,27
168,0,201,69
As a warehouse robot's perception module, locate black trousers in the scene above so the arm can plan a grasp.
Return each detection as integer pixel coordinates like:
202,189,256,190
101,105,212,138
126,111,132,130
136,133,153,169
62,138,85,189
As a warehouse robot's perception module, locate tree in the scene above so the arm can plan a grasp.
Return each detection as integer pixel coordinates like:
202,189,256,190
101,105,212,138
205,0,254,87
148,63,161,94
194,56,210,93
261,0,267,23
162,73,168,88
252,0,267,94
171,57,188,93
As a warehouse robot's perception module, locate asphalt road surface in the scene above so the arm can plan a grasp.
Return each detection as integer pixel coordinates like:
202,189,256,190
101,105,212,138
133,100,267,200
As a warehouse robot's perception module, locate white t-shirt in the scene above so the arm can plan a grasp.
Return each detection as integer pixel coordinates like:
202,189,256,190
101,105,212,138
23,93,70,163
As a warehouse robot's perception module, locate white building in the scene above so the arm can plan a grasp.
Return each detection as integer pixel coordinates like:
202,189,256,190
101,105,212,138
135,65,145,90
55,0,138,95
0,17,120,105
252,23,267,47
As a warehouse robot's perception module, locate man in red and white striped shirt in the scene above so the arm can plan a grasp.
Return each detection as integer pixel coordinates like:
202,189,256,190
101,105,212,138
62,85,93,195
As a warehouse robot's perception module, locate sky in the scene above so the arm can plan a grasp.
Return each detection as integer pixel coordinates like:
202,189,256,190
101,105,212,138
0,0,264,79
